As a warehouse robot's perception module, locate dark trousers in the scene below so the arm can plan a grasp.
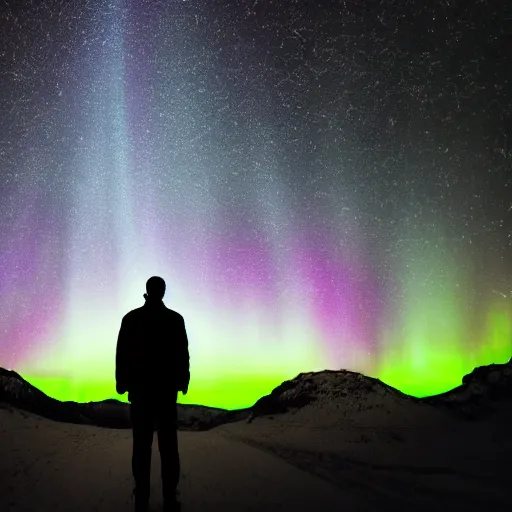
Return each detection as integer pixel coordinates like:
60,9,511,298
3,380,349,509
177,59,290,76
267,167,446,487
129,391,180,503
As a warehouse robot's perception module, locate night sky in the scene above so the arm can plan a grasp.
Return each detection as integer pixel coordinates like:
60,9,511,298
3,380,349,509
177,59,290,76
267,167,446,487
1,0,511,408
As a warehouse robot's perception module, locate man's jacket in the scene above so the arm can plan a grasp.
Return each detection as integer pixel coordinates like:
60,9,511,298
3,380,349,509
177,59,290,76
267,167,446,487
115,300,190,396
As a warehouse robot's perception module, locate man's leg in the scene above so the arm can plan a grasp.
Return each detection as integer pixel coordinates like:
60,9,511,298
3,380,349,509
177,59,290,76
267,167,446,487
156,392,180,505
130,396,155,508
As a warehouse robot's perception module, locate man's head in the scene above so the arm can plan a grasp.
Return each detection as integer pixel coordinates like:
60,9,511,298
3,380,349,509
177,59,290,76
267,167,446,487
146,276,166,300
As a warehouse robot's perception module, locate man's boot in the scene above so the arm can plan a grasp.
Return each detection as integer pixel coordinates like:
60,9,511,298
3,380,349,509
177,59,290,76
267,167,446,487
132,487,149,512
163,489,181,512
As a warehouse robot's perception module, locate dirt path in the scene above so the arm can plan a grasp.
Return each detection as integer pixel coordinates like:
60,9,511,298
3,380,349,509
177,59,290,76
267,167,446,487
0,407,360,511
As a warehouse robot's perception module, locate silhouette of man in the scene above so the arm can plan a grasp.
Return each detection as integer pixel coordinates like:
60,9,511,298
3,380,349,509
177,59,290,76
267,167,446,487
115,276,190,512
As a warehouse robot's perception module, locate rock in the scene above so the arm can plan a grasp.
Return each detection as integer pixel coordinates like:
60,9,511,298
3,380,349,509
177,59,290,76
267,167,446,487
425,359,512,419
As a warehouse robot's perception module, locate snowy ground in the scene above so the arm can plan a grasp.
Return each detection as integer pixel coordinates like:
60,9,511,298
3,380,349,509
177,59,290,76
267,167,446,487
219,416,512,511
1,402,510,511
0,405,357,511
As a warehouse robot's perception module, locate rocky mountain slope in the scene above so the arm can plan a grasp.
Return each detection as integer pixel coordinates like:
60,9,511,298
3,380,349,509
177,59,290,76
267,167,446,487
247,368,444,427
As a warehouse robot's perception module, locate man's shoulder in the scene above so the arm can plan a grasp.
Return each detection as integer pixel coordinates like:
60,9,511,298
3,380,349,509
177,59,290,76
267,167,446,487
122,307,145,321
164,307,185,322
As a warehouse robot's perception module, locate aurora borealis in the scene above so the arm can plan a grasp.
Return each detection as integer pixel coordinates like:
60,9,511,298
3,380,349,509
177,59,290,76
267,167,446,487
1,1,511,409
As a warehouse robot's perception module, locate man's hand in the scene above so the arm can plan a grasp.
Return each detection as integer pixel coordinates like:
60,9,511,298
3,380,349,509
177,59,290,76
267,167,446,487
116,383,127,395
180,384,188,396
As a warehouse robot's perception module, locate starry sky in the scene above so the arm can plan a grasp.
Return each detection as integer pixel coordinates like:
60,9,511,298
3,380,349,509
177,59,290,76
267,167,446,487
0,0,511,408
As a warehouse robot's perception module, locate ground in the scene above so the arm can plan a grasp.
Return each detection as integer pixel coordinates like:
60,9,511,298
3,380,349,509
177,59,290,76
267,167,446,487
1,403,510,511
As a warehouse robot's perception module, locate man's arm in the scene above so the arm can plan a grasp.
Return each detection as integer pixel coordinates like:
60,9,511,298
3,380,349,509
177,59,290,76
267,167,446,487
176,316,190,394
115,317,131,394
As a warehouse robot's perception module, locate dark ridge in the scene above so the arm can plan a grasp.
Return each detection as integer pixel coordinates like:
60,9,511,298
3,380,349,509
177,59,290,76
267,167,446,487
0,368,250,430
0,367,91,425
1,357,511,428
